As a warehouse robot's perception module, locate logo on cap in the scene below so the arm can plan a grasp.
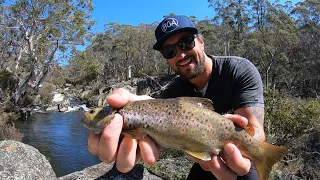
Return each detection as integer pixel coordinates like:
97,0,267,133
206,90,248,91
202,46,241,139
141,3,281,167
161,18,179,33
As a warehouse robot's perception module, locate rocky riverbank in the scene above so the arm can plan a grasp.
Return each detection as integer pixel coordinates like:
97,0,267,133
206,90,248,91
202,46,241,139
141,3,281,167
1,127,319,179
0,140,164,180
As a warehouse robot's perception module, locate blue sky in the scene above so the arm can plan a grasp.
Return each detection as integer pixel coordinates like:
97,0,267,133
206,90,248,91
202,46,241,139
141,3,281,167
91,0,301,33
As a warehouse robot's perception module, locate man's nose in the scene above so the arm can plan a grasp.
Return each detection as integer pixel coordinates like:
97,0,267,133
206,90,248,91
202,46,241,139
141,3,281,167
175,46,187,59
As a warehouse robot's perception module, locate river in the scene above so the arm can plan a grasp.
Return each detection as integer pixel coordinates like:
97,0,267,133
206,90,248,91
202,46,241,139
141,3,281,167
15,110,101,177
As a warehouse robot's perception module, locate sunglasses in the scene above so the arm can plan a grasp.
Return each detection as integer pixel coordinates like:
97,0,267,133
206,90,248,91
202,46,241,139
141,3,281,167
160,34,196,59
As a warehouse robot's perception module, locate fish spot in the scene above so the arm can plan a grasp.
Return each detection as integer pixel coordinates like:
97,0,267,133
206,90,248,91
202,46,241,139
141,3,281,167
202,133,206,137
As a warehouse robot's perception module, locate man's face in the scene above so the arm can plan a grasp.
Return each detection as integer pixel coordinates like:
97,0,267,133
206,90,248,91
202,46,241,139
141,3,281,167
161,32,206,80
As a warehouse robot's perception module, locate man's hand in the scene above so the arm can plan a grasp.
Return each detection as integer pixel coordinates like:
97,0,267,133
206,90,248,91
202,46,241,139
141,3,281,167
87,88,161,173
87,89,251,178
197,114,252,180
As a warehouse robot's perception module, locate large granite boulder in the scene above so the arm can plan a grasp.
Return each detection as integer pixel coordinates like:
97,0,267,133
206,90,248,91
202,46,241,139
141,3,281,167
0,140,56,179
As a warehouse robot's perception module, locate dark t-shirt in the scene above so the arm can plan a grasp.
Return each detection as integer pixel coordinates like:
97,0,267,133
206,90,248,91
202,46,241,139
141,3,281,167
160,55,264,179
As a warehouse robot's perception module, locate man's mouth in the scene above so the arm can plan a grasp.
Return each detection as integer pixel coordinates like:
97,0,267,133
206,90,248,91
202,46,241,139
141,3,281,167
178,58,192,66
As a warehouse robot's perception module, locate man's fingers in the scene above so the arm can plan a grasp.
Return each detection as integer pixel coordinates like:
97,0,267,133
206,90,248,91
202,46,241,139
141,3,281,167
88,133,100,155
107,88,152,108
139,136,160,164
98,113,123,163
221,143,251,176
198,160,210,171
206,155,237,180
223,114,248,128
116,136,138,173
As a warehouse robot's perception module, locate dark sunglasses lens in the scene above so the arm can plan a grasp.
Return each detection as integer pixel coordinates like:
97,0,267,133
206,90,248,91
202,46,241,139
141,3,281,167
161,45,176,59
177,35,195,51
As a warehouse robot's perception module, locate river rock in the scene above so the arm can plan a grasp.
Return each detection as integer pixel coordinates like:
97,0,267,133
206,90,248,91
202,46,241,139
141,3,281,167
58,162,163,180
0,140,56,180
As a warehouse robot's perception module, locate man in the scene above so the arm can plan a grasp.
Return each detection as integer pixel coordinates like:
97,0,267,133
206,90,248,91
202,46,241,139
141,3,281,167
88,15,265,179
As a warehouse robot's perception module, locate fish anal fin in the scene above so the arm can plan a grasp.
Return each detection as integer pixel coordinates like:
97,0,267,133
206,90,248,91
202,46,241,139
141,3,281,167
122,128,147,139
178,97,215,111
185,150,211,161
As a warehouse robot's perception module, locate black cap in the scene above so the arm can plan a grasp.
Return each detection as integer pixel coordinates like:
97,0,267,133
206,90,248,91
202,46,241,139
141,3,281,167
153,15,198,50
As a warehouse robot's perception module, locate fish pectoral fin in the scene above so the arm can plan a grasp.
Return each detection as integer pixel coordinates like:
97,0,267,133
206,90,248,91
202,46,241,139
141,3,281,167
245,126,256,137
185,150,211,161
122,128,147,139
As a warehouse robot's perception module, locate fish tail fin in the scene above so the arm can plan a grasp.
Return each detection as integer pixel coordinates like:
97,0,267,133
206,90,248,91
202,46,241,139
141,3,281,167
251,142,288,180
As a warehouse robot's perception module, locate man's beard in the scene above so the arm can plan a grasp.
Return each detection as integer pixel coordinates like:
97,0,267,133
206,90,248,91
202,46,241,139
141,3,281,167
178,53,205,80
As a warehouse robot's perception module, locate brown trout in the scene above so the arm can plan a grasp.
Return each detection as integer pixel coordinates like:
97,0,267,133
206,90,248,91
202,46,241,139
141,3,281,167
82,97,287,180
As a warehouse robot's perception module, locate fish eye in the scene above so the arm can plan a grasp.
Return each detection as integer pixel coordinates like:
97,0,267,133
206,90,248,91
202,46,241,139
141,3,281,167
89,109,95,114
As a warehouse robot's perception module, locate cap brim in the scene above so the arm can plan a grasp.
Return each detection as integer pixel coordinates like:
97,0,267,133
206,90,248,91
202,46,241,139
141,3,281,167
153,28,198,50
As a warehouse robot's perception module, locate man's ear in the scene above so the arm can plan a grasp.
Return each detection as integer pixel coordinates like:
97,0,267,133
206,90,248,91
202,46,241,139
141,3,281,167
197,37,204,50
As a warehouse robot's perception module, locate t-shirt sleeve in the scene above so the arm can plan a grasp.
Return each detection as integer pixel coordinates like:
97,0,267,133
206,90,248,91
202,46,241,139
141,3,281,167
232,58,264,110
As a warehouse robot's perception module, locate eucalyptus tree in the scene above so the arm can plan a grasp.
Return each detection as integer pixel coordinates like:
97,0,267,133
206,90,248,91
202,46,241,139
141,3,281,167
241,0,299,91
196,18,218,55
290,0,320,97
1,0,94,104
208,0,251,55
83,22,165,84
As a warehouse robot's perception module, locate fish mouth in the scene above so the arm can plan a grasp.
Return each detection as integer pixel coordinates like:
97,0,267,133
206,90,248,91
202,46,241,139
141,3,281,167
81,113,104,134
82,122,104,134
81,106,116,134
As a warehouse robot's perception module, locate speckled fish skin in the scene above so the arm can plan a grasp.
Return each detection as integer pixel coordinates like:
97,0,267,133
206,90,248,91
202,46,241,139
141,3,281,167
82,97,288,180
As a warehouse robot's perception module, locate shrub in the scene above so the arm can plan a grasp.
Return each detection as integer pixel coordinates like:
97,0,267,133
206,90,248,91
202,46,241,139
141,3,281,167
264,90,320,144
38,83,56,105
0,70,18,92
0,123,24,141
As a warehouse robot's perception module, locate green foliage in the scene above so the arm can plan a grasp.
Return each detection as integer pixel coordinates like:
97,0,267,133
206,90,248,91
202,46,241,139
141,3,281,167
38,83,56,105
46,66,67,88
264,90,320,144
18,94,34,108
0,70,18,92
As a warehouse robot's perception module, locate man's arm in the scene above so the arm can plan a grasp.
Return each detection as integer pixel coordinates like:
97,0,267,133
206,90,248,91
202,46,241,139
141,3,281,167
234,106,266,141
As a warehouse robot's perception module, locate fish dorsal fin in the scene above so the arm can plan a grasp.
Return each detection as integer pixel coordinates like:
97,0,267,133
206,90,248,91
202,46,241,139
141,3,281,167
178,97,215,111
245,126,256,137
184,150,212,161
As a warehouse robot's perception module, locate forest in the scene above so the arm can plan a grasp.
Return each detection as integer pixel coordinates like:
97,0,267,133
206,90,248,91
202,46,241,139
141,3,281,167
0,0,319,106
0,0,319,179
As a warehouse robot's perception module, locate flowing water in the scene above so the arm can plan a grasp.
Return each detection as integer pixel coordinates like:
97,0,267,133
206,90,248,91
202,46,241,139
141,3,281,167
15,110,101,177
